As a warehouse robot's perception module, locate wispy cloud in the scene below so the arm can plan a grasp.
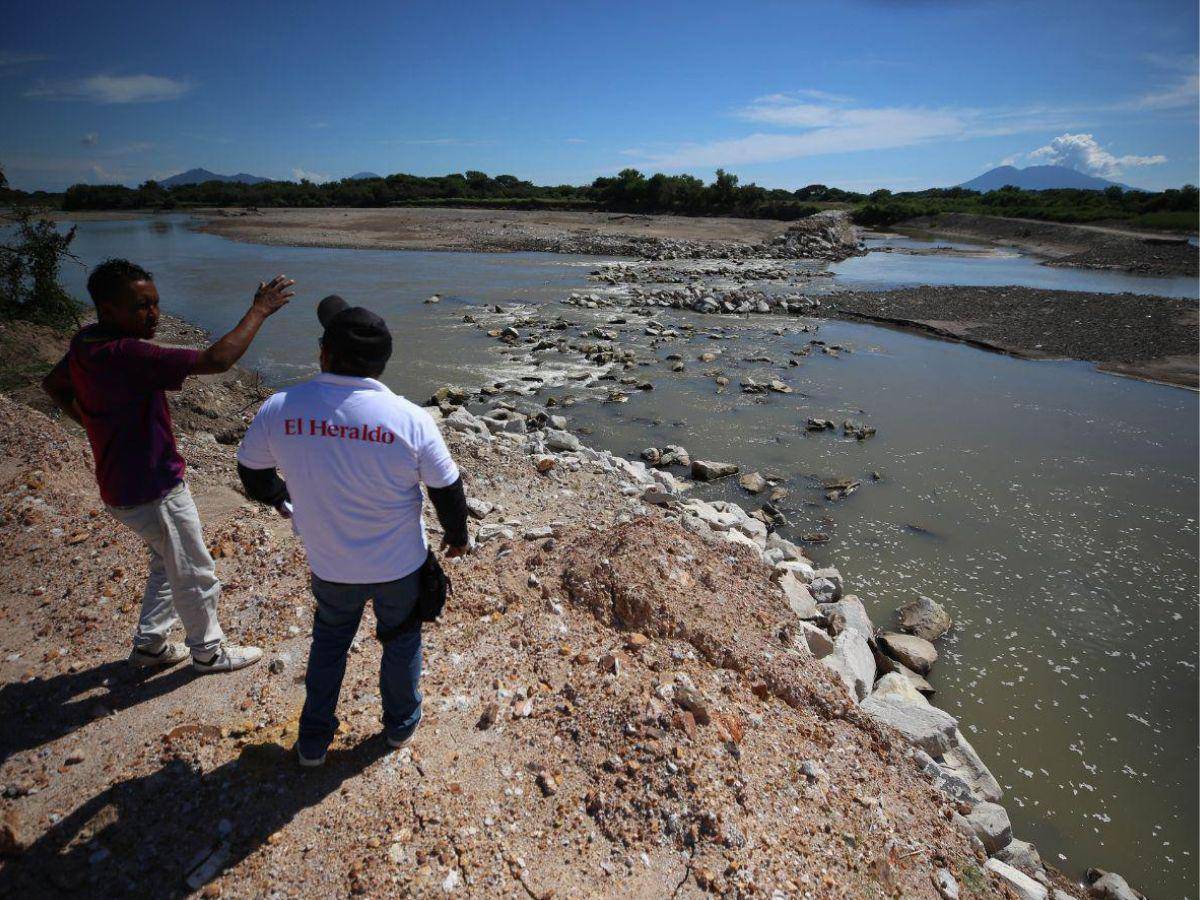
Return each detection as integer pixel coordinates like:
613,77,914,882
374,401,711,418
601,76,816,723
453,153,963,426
26,73,193,104
621,78,1194,171
377,137,494,147
627,93,1004,169
565,137,587,144
1025,133,1166,177
0,51,49,67
1120,72,1199,112
80,131,99,147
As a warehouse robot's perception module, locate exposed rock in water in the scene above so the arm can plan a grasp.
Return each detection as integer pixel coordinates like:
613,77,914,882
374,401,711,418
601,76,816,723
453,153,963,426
896,596,952,642
691,459,739,481
760,210,864,262
879,632,938,675
1086,869,1147,900
738,471,768,494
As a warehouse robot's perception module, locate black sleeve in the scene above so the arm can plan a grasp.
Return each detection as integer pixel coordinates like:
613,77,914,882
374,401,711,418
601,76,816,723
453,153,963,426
237,462,290,507
427,476,469,547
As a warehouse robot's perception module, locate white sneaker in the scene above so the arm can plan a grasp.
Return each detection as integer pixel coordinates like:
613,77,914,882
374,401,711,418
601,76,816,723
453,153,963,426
297,749,327,768
387,721,420,749
191,643,263,674
129,642,189,668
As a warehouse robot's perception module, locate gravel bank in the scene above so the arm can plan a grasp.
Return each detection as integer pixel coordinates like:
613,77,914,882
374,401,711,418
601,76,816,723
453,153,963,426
195,207,793,257
827,285,1199,388
900,213,1198,278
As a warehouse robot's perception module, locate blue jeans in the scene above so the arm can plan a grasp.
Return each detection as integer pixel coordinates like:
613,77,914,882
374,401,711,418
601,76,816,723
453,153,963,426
298,569,423,758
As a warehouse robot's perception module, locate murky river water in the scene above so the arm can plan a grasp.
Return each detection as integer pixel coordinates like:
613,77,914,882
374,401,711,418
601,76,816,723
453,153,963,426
57,215,1198,897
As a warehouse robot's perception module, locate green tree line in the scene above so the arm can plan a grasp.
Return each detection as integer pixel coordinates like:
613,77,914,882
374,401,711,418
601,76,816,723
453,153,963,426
2,165,1196,230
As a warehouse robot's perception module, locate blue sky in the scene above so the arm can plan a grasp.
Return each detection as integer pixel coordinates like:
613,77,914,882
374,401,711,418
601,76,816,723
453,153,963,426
2,0,1196,192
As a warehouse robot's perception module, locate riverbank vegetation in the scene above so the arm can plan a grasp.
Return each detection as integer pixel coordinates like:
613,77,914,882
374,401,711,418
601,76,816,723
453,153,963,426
2,164,1196,231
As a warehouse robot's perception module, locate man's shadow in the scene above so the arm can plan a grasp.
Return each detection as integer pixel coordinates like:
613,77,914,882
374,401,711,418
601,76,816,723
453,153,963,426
0,661,198,763
4,735,392,898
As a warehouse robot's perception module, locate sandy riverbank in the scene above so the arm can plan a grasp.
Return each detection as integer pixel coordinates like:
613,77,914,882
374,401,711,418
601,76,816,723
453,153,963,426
0,316,1105,898
194,207,793,256
825,285,1199,389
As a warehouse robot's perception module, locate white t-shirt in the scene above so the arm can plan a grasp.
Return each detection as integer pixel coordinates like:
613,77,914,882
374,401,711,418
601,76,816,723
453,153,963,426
236,373,460,583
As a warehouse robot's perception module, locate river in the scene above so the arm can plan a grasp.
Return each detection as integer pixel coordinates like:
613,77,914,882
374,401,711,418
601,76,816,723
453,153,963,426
56,214,1198,897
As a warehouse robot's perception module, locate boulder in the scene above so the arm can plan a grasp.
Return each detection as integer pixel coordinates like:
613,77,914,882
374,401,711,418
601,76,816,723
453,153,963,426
966,801,1012,854
819,596,874,644
897,596,952,641
796,620,834,659
812,567,844,598
871,671,928,704
691,460,739,481
860,695,958,756
879,632,938,675
444,407,490,438
809,577,839,603
889,661,935,696
941,731,1003,803
738,472,768,494
544,429,581,452
996,839,1043,876
819,630,875,702
932,868,959,900
984,859,1048,900
779,572,819,619
1086,870,1145,900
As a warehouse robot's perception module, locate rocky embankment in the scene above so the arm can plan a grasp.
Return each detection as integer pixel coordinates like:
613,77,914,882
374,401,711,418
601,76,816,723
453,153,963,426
0,317,1142,898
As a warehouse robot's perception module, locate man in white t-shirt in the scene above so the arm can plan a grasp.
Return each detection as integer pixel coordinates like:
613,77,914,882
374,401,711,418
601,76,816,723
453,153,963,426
237,295,469,767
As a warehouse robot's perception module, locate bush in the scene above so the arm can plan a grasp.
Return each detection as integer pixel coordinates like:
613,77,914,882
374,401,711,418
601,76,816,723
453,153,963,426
1,203,82,328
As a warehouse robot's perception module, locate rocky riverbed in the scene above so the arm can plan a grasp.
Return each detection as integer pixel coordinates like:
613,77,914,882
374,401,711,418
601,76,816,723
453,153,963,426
0,311,1151,898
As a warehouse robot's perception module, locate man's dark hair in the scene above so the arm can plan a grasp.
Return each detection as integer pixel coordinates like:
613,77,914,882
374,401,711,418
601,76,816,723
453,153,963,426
87,258,153,307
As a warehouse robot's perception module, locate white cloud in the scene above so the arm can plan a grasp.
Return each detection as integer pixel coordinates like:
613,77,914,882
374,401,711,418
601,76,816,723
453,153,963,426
26,74,192,104
628,93,989,169
80,131,99,147
0,51,49,67
291,167,329,183
1122,73,1199,111
565,137,587,144
1026,133,1166,177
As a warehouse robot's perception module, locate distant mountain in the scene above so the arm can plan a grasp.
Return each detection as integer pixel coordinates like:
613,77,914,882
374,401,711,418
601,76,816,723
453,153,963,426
160,168,271,188
348,171,382,180
959,165,1132,192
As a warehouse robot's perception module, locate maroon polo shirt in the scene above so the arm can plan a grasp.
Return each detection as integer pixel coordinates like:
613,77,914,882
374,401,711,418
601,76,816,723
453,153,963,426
55,325,200,507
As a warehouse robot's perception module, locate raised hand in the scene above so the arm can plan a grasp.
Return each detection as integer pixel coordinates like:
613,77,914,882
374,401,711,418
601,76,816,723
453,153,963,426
252,275,295,318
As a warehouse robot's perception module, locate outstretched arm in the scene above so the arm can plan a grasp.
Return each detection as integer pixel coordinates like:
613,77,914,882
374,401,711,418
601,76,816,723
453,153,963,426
192,275,295,375
42,357,83,425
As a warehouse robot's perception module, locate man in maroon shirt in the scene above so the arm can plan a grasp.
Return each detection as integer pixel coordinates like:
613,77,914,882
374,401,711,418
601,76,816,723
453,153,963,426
43,258,294,674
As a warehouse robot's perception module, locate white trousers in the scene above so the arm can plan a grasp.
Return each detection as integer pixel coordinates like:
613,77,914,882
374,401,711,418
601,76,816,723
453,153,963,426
106,482,225,655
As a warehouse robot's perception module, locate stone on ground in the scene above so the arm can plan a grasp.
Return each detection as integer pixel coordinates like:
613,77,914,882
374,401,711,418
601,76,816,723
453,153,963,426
871,671,928,704
860,695,958,756
984,859,1049,900
941,731,1003,803
778,571,819,619
966,801,1013,854
819,629,875,702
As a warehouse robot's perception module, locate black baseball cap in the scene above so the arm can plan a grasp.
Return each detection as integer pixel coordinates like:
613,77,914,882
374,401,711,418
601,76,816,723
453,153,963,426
317,294,392,371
